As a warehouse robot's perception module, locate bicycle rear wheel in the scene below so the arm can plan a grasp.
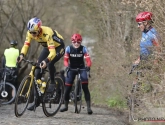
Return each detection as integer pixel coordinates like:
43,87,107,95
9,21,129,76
42,76,64,117
0,81,16,105
74,80,82,114
14,75,33,117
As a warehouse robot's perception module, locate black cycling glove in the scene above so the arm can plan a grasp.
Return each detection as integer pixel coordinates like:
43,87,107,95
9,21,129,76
86,67,90,71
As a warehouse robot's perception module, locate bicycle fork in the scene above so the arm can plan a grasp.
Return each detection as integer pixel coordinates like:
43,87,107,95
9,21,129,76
1,73,8,98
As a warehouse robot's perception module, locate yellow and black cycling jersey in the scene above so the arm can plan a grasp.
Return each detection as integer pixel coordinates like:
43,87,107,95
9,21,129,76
21,26,64,61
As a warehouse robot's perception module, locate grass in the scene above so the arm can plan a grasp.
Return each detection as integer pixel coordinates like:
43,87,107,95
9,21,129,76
107,95,127,109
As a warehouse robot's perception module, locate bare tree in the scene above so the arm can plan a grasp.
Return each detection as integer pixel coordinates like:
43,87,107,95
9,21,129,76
0,0,46,79
0,0,44,55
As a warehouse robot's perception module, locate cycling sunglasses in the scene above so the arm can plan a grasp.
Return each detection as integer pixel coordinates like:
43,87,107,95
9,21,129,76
72,41,81,44
137,22,143,26
29,31,38,34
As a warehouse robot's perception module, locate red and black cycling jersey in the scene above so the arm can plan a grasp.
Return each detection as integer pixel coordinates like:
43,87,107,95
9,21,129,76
64,45,92,68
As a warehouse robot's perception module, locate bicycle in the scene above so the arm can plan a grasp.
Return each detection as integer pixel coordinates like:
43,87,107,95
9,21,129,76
14,59,64,117
67,68,90,114
127,64,152,122
0,67,17,105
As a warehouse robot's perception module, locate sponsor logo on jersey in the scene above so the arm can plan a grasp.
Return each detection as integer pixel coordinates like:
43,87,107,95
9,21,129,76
70,54,83,57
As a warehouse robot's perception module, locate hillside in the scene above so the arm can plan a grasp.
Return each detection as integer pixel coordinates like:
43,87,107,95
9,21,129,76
1,1,165,123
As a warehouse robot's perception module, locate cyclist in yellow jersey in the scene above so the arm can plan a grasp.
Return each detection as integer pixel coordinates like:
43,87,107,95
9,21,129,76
4,41,19,68
3,40,19,98
17,17,65,110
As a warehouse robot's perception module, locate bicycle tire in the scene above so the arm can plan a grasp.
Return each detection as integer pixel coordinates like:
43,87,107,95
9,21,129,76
128,83,144,122
42,76,64,117
128,94,138,122
14,75,33,117
0,81,16,105
74,79,82,114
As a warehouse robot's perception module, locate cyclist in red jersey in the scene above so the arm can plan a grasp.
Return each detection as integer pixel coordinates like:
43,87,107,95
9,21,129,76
60,33,93,114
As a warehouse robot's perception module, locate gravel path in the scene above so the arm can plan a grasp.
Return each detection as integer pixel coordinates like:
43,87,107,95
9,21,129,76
0,104,129,125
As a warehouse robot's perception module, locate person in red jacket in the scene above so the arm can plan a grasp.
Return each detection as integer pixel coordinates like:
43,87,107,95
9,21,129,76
60,33,93,114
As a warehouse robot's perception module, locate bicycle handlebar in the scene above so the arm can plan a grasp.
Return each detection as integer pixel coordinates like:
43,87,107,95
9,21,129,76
22,58,48,73
66,68,91,78
129,64,138,75
22,58,38,66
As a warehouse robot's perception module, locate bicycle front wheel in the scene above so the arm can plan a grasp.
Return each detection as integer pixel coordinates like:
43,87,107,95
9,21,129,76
14,75,33,117
128,83,145,122
0,81,16,105
42,76,64,117
74,80,82,114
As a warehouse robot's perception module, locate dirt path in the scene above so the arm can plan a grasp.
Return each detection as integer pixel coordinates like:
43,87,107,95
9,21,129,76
0,104,129,125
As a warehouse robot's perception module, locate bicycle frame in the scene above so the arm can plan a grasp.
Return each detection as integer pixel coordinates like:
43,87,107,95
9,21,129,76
131,71,143,93
19,66,34,100
67,68,86,93
2,69,10,97
128,64,148,122
67,68,90,113
19,60,47,102
30,65,43,97
2,69,7,93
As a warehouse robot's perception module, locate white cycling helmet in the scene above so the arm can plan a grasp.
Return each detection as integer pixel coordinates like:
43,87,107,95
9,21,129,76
27,17,42,32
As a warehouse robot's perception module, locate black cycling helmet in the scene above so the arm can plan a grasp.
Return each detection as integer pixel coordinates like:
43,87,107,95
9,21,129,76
10,40,18,46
